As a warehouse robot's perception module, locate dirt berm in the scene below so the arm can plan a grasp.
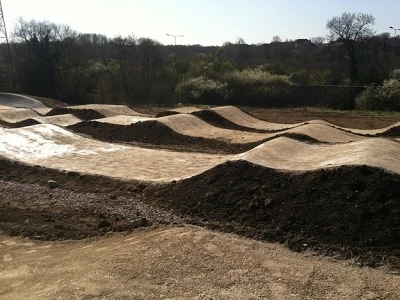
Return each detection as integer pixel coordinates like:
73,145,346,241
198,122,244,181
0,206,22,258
46,107,105,120
68,120,320,154
145,160,400,269
0,157,399,269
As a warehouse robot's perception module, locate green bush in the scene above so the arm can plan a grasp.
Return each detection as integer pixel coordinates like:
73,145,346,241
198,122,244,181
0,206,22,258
356,79,400,111
224,68,292,87
175,76,231,103
222,68,293,106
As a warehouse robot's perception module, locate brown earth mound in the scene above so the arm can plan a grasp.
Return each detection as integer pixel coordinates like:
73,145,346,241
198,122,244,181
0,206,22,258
68,121,322,154
68,121,261,154
156,108,289,133
380,125,400,137
0,157,399,268
155,110,180,118
145,160,400,269
191,109,275,133
46,107,105,120
0,118,41,128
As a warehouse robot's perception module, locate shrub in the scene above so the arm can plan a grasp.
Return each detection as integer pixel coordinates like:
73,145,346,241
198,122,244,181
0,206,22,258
356,79,400,111
392,69,400,80
223,68,293,106
224,68,292,87
175,76,231,104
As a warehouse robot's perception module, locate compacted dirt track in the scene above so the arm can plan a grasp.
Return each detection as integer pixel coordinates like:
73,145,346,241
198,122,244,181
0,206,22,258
1,102,400,299
91,114,364,144
2,226,400,300
2,124,400,181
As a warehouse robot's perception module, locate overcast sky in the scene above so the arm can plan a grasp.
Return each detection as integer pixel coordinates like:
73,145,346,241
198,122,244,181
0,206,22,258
2,0,400,46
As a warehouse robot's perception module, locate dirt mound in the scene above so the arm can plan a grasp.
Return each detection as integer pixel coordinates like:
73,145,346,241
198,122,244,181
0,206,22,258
68,120,322,154
0,93,47,109
0,115,80,127
155,110,180,118
145,160,400,268
1,156,399,268
68,104,147,117
210,105,306,131
239,137,400,174
0,118,41,128
68,120,262,154
380,125,400,137
0,107,41,123
192,109,272,133
46,107,105,120
37,114,81,126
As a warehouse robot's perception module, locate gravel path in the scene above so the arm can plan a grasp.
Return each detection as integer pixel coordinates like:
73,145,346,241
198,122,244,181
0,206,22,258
0,179,188,240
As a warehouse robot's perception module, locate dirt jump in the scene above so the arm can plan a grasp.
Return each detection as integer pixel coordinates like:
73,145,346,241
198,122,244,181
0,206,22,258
1,101,400,299
92,115,365,144
0,93,47,109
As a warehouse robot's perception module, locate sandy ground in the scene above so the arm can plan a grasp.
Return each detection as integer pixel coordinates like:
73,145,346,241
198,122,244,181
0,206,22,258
204,106,400,136
0,124,231,182
33,107,52,115
0,109,80,127
33,114,82,126
0,108,41,123
1,100,400,299
240,136,400,174
96,114,364,143
1,225,399,300
211,106,311,130
95,115,154,124
170,106,203,114
336,121,400,135
1,124,400,182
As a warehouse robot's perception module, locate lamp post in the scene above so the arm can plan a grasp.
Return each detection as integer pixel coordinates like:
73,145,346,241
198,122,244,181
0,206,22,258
390,26,399,78
166,33,184,46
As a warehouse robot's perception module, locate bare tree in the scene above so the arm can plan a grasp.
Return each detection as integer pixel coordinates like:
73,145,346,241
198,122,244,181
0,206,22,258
326,12,375,84
13,18,77,97
271,35,282,43
310,36,325,45
235,37,246,45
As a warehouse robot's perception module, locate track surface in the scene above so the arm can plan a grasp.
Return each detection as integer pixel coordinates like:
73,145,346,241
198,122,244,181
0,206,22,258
2,226,400,300
1,102,400,299
0,93,46,109
1,124,400,182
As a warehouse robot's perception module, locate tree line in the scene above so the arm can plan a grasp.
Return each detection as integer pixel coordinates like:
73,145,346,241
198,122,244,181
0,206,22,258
1,13,399,107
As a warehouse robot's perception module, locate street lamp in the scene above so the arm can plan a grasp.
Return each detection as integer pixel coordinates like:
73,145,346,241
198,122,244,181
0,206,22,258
389,26,400,78
166,33,184,46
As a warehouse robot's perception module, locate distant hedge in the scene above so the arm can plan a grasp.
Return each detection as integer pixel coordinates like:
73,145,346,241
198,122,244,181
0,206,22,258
356,79,400,111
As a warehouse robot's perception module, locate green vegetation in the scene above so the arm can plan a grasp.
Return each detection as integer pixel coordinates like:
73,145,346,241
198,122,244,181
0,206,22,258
356,79,400,111
175,77,230,103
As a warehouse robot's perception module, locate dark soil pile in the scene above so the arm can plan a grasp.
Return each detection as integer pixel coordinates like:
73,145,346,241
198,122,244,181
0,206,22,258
68,121,322,154
0,157,399,268
145,160,400,268
155,110,180,118
192,109,273,133
68,121,262,154
45,107,105,120
0,118,41,128
380,125,400,138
